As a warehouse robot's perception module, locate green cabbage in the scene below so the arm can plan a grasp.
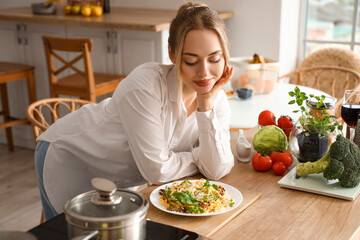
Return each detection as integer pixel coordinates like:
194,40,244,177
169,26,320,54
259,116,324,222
253,125,288,156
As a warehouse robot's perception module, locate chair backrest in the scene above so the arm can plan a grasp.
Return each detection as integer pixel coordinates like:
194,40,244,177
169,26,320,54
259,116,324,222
27,98,91,140
278,65,360,119
42,35,96,99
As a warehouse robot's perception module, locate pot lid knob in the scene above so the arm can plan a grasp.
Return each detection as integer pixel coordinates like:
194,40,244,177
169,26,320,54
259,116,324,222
91,178,122,206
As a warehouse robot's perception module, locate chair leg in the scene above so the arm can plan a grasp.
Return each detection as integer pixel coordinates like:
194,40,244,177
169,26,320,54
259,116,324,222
40,210,45,224
26,69,37,103
0,84,14,151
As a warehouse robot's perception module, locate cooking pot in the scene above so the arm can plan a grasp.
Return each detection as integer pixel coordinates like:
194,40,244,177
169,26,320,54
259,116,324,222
64,178,149,240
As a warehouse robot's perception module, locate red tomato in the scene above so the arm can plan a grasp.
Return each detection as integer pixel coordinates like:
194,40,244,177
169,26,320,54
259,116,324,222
258,110,276,126
252,153,273,172
270,151,293,168
277,116,293,137
272,162,286,175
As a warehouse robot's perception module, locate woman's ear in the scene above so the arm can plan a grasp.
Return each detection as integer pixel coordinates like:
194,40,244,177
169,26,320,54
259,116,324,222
168,45,175,64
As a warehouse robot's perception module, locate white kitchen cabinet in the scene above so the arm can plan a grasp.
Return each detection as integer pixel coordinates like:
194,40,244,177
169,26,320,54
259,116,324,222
113,29,171,75
67,26,171,76
0,21,66,148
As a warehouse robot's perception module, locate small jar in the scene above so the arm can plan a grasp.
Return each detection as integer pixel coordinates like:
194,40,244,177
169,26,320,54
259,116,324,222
306,96,337,119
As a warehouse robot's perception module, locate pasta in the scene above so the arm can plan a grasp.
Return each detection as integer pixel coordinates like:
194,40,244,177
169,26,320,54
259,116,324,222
158,179,234,214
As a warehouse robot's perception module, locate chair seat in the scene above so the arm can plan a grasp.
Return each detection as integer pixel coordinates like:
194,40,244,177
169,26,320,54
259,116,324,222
54,73,126,98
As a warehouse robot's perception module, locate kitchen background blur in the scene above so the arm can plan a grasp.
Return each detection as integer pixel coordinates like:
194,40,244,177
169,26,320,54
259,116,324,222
0,0,359,149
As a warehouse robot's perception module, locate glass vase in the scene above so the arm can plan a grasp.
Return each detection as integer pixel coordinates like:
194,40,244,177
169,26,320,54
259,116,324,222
288,117,336,163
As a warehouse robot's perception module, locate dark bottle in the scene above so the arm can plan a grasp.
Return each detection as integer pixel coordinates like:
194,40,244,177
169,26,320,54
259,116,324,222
103,0,110,13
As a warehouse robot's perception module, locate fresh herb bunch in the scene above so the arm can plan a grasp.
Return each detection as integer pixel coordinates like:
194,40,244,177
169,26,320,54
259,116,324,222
288,86,343,136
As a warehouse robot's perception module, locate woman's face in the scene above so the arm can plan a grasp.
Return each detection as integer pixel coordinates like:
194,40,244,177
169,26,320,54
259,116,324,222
180,29,225,95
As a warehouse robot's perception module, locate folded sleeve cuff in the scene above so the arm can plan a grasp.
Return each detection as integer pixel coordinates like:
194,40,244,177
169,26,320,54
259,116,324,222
195,109,219,130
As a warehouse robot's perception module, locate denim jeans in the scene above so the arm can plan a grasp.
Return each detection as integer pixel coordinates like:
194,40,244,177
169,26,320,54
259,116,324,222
34,140,58,221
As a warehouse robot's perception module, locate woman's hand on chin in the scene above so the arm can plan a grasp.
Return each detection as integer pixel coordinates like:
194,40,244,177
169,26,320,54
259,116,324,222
197,66,233,112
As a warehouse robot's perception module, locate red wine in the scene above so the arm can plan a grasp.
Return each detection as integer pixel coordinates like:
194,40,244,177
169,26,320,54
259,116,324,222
341,104,360,128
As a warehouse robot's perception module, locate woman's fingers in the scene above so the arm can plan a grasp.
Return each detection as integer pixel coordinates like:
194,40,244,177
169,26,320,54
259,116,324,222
211,66,234,94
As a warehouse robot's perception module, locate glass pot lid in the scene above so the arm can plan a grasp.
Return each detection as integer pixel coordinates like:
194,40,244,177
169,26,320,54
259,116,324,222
64,178,148,229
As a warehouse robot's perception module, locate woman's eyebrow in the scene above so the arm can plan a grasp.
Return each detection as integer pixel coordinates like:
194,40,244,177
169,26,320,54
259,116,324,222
182,50,223,57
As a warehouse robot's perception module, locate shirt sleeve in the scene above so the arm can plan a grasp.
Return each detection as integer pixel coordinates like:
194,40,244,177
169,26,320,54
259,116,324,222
116,88,199,185
192,90,234,180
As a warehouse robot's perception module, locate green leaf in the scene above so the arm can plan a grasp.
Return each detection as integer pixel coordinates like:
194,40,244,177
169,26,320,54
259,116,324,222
289,91,295,97
316,102,322,108
170,191,199,205
187,207,195,213
203,179,210,188
288,100,295,105
295,86,300,93
212,184,218,190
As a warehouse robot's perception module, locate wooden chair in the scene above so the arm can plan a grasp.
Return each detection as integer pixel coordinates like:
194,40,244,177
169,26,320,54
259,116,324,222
27,98,91,143
0,62,37,151
27,97,91,223
42,35,126,102
278,65,360,139
278,48,360,119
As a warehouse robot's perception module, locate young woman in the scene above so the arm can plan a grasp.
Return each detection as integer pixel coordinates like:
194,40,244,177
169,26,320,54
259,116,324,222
35,2,234,220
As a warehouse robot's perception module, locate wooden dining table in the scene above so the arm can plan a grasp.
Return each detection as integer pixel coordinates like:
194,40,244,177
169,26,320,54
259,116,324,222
141,127,360,240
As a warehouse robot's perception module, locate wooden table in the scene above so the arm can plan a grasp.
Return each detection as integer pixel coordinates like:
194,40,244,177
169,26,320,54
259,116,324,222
142,127,360,240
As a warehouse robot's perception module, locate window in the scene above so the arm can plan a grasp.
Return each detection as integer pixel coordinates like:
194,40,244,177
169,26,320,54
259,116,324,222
301,0,360,59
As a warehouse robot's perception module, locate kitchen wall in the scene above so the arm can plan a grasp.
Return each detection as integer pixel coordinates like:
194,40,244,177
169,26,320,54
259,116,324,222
0,0,301,75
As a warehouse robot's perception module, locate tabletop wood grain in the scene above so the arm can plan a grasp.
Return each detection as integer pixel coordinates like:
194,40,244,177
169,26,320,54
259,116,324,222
0,7,234,32
144,127,360,240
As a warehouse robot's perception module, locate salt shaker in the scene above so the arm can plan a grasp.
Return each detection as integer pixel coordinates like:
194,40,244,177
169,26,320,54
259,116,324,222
236,129,252,162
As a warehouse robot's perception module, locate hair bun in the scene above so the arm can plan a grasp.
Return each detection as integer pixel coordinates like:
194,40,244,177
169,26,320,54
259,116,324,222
177,2,208,15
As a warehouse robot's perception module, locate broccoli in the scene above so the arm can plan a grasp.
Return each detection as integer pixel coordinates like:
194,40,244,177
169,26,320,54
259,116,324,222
296,134,360,188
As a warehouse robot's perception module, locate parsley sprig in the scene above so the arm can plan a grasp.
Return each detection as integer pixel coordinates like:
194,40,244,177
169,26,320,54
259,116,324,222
288,86,343,136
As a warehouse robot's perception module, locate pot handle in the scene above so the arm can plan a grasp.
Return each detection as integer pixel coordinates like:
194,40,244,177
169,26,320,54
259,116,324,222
91,178,122,206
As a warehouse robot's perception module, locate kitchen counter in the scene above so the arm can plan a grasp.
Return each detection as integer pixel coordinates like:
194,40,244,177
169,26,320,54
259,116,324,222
0,7,234,32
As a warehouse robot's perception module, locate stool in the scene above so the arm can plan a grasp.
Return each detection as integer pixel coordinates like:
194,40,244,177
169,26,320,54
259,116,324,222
0,62,36,151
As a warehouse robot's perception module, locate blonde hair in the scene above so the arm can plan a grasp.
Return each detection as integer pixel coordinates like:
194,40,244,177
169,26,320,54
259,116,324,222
168,2,230,109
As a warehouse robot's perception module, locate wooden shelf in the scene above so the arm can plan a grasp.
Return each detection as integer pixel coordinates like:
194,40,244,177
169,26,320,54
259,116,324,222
0,7,234,32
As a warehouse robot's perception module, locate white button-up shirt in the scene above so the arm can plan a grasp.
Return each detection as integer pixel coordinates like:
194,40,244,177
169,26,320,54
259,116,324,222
38,63,234,213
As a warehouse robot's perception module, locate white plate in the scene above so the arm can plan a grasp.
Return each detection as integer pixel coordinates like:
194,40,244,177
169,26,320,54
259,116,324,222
149,180,243,216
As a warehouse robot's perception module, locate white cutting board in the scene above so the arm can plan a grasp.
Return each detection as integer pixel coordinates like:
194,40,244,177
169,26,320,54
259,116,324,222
278,167,360,201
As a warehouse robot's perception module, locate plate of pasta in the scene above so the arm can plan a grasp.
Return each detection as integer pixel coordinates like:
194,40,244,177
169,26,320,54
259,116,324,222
149,179,243,216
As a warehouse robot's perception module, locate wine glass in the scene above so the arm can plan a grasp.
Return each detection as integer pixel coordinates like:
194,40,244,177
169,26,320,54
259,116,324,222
341,90,360,140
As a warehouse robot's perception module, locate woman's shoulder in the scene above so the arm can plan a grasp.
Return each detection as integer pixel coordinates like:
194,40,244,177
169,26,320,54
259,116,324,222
130,62,173,79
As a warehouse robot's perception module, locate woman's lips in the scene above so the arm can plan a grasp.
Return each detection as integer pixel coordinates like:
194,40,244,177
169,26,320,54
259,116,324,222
194,79,213,87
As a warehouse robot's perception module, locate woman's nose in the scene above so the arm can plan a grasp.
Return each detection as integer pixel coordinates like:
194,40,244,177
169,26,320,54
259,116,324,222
198,61,209,77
